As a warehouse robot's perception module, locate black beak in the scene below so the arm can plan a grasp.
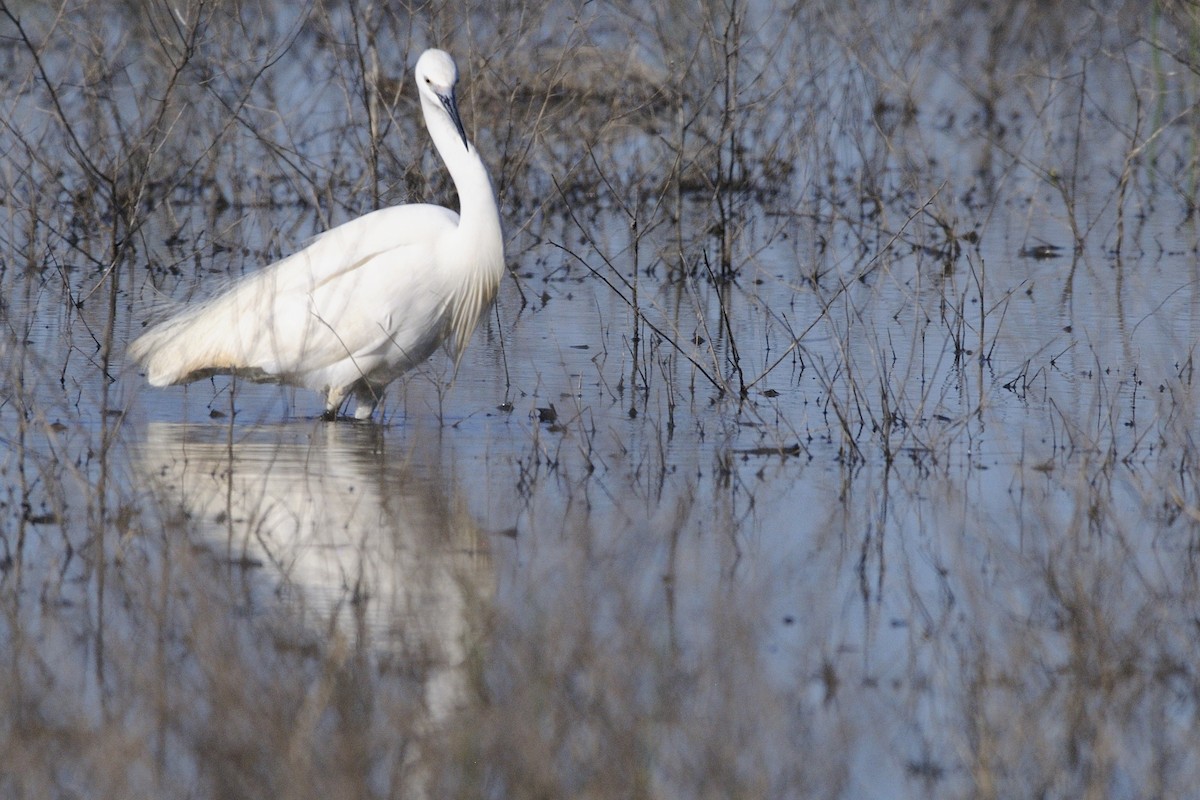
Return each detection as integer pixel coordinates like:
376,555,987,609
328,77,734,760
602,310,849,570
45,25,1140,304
440,90,469,151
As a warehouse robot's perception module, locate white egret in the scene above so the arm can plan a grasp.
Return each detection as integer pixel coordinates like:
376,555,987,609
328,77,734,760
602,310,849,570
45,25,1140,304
128,48,504,421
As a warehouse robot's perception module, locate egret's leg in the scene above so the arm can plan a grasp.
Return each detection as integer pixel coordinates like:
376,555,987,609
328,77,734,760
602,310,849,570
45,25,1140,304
353,385,382,421
323,385,348,421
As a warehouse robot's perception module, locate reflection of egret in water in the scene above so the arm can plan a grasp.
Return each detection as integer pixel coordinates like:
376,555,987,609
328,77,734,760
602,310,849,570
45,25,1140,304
134,421,491,722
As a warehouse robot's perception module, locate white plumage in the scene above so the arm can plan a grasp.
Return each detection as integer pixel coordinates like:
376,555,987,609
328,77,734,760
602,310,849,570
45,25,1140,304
128,49,504,421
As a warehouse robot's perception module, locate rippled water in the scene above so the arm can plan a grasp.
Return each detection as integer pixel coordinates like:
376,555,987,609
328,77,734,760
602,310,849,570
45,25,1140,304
2,1,1200,797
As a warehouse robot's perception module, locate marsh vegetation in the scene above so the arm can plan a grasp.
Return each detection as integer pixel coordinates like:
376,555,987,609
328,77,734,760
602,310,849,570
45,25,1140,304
2,0,1199,797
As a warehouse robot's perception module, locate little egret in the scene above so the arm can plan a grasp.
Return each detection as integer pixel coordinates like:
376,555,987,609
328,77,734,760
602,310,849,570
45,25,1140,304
128,48,504,421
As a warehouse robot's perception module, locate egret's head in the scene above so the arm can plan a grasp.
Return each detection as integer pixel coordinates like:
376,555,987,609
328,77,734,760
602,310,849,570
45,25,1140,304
415,48,468,150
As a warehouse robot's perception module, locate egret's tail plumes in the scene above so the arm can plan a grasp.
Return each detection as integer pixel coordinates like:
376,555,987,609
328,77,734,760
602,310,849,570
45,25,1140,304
128,269,278,386
127,300,251,387
127,317,197,387
126,47,504,420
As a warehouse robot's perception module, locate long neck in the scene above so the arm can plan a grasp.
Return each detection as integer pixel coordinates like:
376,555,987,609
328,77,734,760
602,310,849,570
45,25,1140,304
422,96,505,361
424,103,503,254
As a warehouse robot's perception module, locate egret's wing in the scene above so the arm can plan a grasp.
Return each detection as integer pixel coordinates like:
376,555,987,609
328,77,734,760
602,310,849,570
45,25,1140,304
248,242,452,377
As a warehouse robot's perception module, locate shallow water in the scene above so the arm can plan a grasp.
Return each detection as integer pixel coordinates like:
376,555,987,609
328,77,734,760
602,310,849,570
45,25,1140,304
3,1,1200,797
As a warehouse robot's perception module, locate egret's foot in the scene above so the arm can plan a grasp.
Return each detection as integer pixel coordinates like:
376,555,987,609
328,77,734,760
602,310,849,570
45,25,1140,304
352,387,383,421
